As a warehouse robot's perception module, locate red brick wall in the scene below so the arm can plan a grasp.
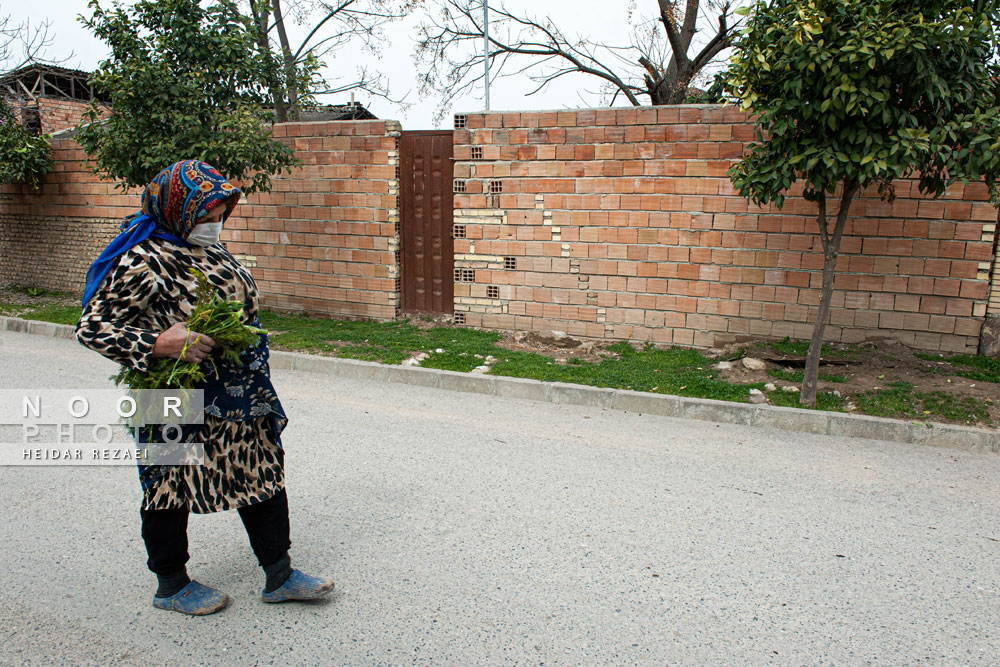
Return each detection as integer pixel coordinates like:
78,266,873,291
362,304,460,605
36,98,106,135
451,106,999,354
3,104,998,353
0,141,130,292
0,120,401,320
229,120,400,319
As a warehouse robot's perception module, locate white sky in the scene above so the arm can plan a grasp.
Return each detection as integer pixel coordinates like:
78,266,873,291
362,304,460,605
21,0,728,129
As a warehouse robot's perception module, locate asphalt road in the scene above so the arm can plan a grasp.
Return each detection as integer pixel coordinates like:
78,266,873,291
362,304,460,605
1,329,998,666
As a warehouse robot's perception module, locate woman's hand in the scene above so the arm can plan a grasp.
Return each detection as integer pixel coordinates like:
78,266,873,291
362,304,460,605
152,322,216,363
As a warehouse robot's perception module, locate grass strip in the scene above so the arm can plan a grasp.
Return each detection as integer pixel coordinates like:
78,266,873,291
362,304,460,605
4,302,993,424
913,352,1000,384
0,301,83,325
490,341,766,402
853,381,991,424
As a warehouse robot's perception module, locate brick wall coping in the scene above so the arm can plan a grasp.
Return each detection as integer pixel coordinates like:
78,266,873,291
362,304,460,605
454,103,727,115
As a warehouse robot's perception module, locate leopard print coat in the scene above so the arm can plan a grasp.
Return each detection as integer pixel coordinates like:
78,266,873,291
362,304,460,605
76,237,286,514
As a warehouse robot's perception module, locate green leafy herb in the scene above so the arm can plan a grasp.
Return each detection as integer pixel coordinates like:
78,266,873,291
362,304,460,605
113,268,266,389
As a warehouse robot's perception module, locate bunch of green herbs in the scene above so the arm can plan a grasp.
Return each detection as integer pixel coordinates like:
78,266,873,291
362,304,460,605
113,268,266,389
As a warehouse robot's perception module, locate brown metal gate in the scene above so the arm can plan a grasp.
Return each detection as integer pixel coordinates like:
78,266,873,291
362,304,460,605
399,130,454,314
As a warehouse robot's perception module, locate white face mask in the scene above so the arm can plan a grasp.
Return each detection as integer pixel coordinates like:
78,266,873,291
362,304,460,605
187,222,223,247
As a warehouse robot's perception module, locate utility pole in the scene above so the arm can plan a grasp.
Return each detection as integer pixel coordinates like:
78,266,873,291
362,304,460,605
483,0,490,110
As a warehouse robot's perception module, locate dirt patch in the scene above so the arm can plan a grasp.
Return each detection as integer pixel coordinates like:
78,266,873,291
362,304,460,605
496,331,609,364
718,338,999,423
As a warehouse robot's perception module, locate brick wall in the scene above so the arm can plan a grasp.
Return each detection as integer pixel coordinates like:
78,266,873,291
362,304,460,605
0,141,130,292
229,120,400,319
0,120,401,320
3,104,999,354
451,106,999,354
35,98,104,135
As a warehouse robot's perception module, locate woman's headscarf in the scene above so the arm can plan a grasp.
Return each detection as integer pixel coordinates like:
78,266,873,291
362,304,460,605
82,160,241,307
140,160,241,238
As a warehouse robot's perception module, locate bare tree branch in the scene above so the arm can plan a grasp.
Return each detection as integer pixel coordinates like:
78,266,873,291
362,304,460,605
680,0,700,52
416,0,746,122
689,3,731,74
243,0,419,120
0,14,67,74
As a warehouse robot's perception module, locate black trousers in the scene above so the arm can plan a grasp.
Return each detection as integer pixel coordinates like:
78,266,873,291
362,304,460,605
140,489,291,575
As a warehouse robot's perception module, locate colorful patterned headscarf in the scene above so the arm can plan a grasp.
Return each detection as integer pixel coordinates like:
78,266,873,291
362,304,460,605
82,160,241,307
142,160,241,238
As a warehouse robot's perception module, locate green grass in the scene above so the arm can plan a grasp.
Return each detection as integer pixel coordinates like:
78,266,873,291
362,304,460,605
913,352,1000,383
245,312,998,422
258,313,770,403
259,310,503,370
7,284,75,299
490,341,766,402
0,301,82,325
767,367,846,383
854,382,919,418
917,391,991,423
24,304,83,325
946,355,1000,384
852,381,991,424
0,301,27,317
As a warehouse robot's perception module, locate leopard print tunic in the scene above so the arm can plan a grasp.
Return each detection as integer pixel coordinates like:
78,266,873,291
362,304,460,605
76,237,286,514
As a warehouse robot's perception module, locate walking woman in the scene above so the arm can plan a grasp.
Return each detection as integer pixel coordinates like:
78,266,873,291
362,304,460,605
76,160,333,615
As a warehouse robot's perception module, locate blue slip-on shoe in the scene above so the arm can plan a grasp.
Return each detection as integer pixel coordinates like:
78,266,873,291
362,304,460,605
152,580,230,615
261,569,335,603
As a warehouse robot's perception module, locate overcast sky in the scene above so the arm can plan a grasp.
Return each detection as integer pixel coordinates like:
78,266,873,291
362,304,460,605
19,1,729,129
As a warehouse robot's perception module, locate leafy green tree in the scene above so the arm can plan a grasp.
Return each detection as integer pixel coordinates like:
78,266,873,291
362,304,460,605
0,95,53,188
77,0,297,193
726,0,1000,405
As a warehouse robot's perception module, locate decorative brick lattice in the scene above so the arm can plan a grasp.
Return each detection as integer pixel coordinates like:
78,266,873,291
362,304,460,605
447,107,995,353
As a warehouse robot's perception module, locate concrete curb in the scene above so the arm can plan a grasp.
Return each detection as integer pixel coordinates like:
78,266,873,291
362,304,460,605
4,315,997,454
1,315,78,340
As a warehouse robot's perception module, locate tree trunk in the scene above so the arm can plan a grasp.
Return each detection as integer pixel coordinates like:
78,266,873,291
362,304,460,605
647,69,692,105
801,180,859,405
249,0,287,123
664,71,692,104
271,0,299,121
